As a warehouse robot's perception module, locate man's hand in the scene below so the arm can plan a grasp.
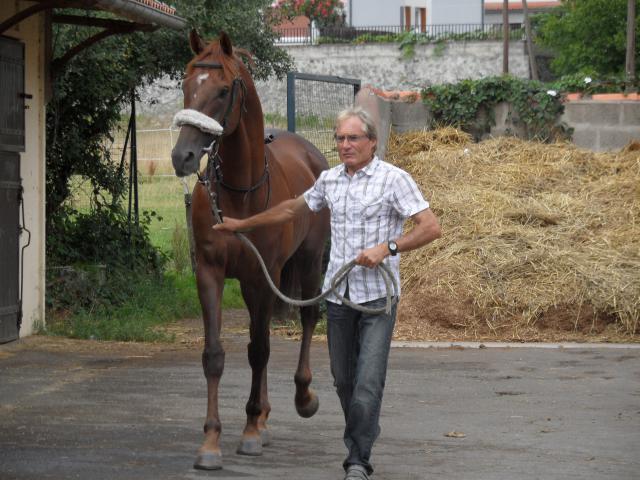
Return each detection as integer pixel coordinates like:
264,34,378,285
211,197,311,234
355,243,389,268
212,217,247,233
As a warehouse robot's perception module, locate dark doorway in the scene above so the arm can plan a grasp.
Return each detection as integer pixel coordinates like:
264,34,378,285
0,35,25,343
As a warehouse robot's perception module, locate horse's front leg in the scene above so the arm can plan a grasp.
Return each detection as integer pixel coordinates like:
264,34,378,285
294,254,322,418
236,276,277,456
193,263,226,470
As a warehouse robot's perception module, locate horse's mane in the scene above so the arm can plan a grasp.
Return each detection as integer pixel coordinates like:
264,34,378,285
233,47,256,72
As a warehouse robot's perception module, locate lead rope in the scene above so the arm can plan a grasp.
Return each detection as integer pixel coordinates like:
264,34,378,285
200,171,398,315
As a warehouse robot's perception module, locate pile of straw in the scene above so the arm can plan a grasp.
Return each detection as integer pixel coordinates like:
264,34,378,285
387,128,639,342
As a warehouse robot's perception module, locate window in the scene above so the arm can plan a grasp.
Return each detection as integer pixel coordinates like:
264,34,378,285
415,7,426,33
401,6,411,31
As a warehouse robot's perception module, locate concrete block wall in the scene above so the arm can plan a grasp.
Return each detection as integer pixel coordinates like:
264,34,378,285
363,95,640,153
561,100,640,152
355,87,432,160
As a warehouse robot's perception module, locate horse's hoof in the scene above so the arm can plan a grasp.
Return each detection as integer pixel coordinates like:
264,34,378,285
237,437,263,456
194,451,223,470
296,390,319,418
260,428,272,447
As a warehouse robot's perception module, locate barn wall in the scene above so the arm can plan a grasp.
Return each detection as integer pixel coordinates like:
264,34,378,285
1,3,47,337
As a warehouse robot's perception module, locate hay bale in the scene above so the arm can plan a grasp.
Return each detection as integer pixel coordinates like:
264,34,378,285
387,130,640,342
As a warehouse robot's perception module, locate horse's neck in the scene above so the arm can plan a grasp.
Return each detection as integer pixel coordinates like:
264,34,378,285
217,113,267,215
219,82,265,186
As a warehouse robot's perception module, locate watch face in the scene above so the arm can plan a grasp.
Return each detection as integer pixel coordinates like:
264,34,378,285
389,241,398,255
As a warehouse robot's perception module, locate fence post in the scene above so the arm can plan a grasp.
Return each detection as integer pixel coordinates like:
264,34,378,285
287,72,296,133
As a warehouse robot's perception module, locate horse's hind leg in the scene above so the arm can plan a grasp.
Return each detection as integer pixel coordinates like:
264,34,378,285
294,251,322,418
237,279,275,456
194,265,226,470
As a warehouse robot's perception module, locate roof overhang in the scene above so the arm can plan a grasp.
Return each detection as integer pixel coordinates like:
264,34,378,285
1,0,187,80
0,0,187,36
92,0,186,31
484,1,561,13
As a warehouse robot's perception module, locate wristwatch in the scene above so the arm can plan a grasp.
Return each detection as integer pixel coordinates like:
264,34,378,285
387,240,398,256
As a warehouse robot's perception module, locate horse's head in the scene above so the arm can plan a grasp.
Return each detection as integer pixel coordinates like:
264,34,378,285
171,30,249,177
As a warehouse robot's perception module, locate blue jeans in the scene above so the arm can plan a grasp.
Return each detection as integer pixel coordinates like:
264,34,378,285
326,296,397,475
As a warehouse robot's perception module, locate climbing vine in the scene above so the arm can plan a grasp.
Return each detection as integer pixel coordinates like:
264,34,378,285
422,76,571,141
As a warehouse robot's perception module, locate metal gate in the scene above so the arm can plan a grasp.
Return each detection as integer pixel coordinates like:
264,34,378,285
286,72,360,166
0,35,26,343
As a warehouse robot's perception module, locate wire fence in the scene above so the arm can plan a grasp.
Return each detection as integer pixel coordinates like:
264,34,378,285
276,23,525,45
108,111,347,175
107,127,180,176
287,73,360,167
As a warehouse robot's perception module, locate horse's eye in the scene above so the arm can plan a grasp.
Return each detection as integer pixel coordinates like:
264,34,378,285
219,87,230,98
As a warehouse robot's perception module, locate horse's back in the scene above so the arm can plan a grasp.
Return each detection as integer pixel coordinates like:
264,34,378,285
265,129,329,180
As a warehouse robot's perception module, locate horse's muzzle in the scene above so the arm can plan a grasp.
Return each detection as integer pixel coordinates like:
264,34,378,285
171,144,203,177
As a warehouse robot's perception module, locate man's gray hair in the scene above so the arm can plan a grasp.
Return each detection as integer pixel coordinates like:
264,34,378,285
335,106,378,140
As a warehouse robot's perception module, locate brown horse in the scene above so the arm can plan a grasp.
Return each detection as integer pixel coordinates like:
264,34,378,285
170,30,330,470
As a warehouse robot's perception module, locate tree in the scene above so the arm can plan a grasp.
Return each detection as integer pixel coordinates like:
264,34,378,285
46,0,292,220
535,0,639,77
46,0,293,276
275,0,345,28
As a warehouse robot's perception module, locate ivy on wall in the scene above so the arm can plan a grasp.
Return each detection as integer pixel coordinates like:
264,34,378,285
421,76,572,142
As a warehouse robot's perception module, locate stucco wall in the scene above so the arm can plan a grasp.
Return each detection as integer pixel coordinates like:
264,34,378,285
349,0,403,27
428,0,482,24
1,4,47,337
255,41,528,116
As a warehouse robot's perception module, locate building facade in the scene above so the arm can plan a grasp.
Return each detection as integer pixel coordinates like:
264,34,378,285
343,0,559,28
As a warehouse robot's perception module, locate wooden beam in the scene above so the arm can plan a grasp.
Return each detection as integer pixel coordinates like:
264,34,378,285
52,13,154,31
0,0,58,35
523,0,539,80
626,0,637,84
503,0,509,74
51,22,157,75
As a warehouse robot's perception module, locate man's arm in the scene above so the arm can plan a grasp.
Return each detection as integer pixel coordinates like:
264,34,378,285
212,195,311,233
355,208,441,268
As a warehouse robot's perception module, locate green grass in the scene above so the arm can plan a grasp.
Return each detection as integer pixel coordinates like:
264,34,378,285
55,175,246,342
45,272,244,342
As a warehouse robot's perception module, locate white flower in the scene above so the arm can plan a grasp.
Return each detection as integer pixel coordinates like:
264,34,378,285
584,77,592,84
547,90,557,97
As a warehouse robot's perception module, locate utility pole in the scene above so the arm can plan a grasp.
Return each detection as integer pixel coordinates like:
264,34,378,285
503,0,509,74
626,0,636,86
523,0,539,80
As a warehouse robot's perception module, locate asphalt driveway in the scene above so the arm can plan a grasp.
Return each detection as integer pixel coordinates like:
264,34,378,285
1,330,639,480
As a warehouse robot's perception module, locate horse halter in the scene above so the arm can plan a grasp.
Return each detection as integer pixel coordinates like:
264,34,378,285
172,60,270,220
173,61,247,134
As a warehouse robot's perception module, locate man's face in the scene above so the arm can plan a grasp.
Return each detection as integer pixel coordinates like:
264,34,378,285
335,116,377,174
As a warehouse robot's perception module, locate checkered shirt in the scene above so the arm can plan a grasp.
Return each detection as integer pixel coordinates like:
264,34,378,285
303,156,430,304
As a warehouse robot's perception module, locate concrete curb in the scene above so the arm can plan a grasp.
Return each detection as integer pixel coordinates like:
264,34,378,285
391,340,640,349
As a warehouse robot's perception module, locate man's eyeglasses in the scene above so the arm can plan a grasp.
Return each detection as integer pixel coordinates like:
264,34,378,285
334,134,369,145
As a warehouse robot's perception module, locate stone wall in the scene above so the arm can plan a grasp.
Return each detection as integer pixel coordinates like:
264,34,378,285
255,40,529,116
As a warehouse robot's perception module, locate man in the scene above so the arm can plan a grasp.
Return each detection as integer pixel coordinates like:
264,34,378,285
214,106,441,479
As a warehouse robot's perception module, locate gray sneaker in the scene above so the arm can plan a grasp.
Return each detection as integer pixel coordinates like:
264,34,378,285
345,464,370,480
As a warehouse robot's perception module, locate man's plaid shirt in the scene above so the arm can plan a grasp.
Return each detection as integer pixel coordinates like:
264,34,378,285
303,156,430,304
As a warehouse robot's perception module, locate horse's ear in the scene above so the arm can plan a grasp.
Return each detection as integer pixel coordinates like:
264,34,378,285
189,29,206,54
219,31,233,57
